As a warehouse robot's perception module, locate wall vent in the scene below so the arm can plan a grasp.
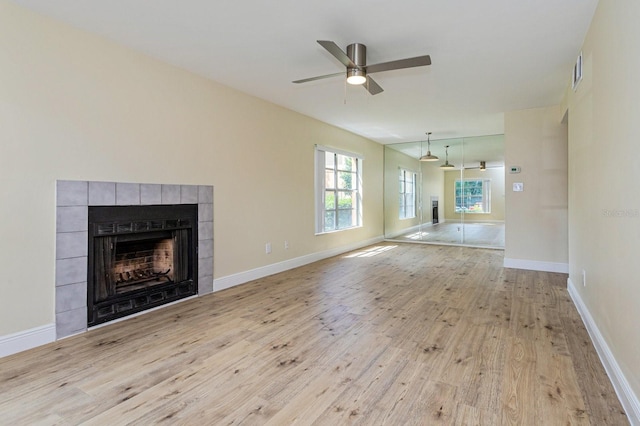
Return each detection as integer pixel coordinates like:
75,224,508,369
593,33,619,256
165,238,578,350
572,51,583,91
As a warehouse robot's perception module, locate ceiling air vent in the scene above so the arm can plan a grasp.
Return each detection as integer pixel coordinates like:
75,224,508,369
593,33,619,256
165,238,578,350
572,51,583,91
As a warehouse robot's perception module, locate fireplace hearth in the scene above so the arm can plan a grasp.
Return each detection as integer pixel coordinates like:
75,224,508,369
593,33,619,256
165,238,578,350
88,204,198,326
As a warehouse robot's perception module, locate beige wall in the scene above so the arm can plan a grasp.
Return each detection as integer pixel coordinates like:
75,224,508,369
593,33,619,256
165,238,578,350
383,147,420,237
443,168,505,221
504,106,568,265
0,2,383,336
421,162,445,224
564,0,640,403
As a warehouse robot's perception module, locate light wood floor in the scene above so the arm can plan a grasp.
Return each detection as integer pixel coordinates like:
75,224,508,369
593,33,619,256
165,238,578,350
0,243,628,425
394,221,505,248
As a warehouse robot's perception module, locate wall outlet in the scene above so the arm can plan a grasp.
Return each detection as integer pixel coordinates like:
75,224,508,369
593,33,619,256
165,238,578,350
582,269,586,287
265,242,272,254
284,240,289,250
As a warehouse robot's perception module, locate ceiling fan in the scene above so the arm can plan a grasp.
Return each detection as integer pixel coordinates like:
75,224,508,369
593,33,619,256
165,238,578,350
464,161,505,171
292,40,432,95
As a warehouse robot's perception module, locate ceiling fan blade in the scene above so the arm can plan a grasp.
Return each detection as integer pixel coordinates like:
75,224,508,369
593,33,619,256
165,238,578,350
366,55,432,74
292,72,344,84
317,40,356,68
463,164,504,169
364,76,383,95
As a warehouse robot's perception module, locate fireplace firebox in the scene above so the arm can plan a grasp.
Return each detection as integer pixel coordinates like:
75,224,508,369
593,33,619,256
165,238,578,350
88,204,198,326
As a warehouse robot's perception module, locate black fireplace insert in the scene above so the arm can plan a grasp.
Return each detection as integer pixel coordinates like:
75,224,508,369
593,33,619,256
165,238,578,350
87,204,198,326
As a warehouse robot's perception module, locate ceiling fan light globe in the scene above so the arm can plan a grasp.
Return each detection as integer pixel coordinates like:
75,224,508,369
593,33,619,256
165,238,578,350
346,69,366,85
346,75,366,85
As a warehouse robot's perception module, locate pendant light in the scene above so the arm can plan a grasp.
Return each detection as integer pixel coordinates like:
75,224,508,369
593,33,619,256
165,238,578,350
419,132,439,161
440,145,455,168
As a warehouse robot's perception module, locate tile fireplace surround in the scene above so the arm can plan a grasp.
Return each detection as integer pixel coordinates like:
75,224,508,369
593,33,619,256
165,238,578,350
56,180,214,339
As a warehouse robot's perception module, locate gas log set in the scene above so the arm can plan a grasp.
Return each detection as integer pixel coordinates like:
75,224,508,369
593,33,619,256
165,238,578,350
115,268,172,286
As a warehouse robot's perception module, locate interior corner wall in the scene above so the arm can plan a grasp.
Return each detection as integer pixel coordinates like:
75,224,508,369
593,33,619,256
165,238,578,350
565,0,640,413
0,2,384,337
504,105,568,270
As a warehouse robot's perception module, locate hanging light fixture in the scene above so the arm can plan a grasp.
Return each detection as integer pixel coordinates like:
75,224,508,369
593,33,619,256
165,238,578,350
480,161,486,171
419,132,439,161
440,145,455,168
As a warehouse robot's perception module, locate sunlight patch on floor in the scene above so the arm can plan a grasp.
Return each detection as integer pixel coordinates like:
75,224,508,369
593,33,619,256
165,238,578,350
343,245,397,258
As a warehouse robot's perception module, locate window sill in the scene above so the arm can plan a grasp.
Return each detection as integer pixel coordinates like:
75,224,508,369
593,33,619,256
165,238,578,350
315,225,362,236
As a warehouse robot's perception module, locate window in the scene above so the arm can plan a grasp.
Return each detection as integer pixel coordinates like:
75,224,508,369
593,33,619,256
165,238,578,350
455,179,491,213
399,168,416,219
315,146,362,233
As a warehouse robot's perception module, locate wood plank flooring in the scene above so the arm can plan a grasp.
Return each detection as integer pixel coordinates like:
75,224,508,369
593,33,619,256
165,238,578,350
395,221,505,248
0,243,629,425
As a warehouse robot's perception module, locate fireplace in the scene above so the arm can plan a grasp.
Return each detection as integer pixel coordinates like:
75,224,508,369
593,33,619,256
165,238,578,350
432,198,439,224
87,204,198,326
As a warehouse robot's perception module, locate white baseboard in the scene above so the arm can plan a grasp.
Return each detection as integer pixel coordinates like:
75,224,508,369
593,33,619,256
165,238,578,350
385,224,423,239
214,235,385,292
567,278,640,425
0,324,56,358
504,257,569,273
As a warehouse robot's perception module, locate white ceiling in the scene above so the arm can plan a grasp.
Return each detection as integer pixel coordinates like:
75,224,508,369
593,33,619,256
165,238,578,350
11,0,598,144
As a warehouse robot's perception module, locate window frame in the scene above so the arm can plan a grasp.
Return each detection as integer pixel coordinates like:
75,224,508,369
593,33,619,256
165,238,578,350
454,178,491,214
399,168,417,220
315,145,363,234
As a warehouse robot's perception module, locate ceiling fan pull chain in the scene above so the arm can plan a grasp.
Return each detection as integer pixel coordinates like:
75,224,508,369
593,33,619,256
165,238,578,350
344,78,347,105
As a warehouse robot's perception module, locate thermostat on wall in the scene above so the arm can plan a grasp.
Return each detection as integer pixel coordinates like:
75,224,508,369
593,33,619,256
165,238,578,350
509,166,521,174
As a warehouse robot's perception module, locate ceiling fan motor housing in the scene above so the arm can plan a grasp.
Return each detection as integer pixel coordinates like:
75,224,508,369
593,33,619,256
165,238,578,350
346,43,367,83
347,43,367,67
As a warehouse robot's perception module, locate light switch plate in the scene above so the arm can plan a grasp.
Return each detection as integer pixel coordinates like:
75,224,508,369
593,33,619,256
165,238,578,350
513,182,524,192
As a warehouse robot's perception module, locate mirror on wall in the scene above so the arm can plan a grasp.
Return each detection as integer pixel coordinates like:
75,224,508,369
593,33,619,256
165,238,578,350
384,134,505,248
